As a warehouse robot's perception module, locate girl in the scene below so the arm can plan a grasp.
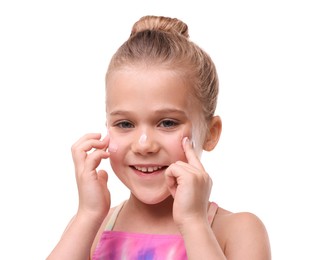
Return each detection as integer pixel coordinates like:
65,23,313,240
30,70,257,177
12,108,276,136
47,15,271,259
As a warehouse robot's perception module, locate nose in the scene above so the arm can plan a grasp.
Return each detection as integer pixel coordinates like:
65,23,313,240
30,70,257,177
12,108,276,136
131,130,160,155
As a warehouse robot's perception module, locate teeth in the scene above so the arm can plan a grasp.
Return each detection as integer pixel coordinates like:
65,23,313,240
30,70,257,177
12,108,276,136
134,166,163,173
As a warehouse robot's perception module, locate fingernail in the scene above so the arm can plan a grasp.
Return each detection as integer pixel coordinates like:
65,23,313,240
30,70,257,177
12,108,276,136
182,137,189,146
183,137,196,149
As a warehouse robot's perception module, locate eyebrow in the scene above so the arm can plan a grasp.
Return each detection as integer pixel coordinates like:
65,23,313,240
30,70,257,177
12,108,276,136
109,108,188,117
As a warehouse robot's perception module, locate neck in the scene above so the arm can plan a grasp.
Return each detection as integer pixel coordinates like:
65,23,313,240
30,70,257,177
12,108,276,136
127,194,174,218
115,195,178,234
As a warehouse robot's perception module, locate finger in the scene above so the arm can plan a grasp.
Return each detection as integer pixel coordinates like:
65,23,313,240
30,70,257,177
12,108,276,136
182,137,204,169
101,134,110,147
165,163,198,185
73,133,102,147
166,162,200,182
77,137,108,153
165,163,197,198
72,133,101,157
72,134,109,160
83,149,110,173
97,169,109,187
72,143,105,171
98,170,111,206
164,166,178,197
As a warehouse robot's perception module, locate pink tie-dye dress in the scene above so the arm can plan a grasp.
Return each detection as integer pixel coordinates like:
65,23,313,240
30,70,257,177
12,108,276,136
92,201,218,260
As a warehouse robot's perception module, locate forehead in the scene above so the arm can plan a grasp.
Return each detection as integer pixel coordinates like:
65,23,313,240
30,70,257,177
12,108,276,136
106,66,186,89
106,67,194,111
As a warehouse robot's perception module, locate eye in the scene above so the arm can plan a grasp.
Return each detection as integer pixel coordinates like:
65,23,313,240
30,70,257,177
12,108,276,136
115,121,134,129
158,119,179,128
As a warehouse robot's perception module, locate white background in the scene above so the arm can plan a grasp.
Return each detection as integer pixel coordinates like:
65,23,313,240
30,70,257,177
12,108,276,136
1,1,312,259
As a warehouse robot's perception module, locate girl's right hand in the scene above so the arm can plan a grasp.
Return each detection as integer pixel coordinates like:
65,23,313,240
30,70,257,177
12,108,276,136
71,133,111,221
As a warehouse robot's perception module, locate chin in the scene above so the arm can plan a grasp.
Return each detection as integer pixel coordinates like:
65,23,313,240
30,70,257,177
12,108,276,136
132,190,171,205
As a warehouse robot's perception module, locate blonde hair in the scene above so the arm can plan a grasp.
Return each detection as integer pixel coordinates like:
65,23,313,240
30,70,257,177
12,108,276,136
106,15,219,121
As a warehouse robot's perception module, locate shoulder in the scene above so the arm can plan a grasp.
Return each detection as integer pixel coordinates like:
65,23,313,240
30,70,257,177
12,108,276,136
213,206,271,259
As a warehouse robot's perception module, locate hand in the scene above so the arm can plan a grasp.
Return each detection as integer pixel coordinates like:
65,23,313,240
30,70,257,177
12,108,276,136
165,137,213,229
71,133,111,220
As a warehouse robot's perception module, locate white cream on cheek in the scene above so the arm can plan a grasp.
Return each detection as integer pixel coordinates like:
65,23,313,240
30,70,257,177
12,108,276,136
107,129,118,153
190,121,206,157
108,142,118,153
106,125,201,156
180,121,204,157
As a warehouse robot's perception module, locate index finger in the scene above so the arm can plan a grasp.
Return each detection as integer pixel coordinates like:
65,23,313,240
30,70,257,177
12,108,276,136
182,137,204,169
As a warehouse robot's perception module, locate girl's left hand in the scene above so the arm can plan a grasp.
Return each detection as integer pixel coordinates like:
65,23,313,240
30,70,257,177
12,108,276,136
165,137,213,229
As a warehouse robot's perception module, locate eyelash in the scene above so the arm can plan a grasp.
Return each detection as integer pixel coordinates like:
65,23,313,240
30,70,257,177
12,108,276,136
113,119,179,129
158,119,179,128
115,121,134,129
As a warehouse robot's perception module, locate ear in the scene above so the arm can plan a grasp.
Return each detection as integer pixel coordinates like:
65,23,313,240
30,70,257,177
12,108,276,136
203,116,222,151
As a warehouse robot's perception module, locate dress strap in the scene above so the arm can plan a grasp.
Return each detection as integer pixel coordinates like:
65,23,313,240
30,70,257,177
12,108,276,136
104,201,126,231
104,200,218,230
208,202,219,226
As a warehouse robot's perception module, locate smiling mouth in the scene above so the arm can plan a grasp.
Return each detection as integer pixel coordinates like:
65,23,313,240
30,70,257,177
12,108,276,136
132,165,167,174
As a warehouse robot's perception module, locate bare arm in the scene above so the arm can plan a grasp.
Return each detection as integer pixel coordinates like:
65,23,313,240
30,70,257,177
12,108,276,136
47,213,103,260
165,138,271,259
181,212,271,260
165,138,227,259
181,219,226,260
224,212,271,259
47,133,111,260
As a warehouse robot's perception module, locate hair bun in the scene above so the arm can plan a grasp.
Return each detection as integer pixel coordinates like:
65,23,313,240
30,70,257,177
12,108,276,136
131,15,189,38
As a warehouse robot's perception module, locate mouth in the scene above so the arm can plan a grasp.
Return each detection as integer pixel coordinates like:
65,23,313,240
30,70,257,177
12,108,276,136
131,165,168,174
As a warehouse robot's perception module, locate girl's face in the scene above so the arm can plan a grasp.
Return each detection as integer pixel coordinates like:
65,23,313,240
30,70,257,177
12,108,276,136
106,66,205,204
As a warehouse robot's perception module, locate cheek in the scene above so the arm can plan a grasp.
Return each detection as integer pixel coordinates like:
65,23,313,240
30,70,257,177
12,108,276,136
161,129,189,161
107,128,128,153
108,140,127,180
107,129,128,167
